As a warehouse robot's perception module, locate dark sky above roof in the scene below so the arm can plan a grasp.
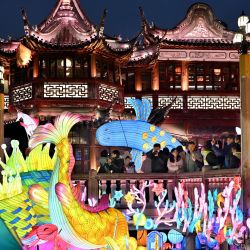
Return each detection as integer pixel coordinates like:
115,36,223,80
0,0,250,40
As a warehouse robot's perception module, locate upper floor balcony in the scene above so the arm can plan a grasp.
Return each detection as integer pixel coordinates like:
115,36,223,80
8,79,124,112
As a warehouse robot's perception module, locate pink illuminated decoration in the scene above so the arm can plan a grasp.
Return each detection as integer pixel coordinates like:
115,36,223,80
121,181,176,230
22,224,58,247
17,111,39,137
152,183,164,196
117,179,245,247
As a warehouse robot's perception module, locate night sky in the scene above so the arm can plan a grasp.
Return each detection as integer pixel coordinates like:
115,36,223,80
0,0,250,40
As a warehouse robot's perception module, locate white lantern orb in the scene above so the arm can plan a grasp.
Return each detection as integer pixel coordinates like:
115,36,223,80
246,22,250,34
235,127,241,135
233,33,244,44
238,11,249,28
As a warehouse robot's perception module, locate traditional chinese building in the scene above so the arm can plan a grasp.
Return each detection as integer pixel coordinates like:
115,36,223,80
0,1,240,174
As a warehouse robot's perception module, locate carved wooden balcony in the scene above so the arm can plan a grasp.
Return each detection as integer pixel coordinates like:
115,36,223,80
9,79,124,111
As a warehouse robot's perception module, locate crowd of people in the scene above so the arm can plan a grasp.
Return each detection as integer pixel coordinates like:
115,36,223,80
98,134,241,174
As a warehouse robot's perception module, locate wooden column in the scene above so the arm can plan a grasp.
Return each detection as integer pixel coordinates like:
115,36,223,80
151,63,159,91
33,56,39,78
88,169,99,201
0,66,4,162
181,61,189,91
89,128,97,170
135,69,142,92
240,54,250,215
91,54,97,78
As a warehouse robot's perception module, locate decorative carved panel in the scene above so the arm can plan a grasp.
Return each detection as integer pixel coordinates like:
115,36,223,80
159,49,239,62
189,51,227,60
159,51,187,60
158,96,183,109
44,82,88,98
99,84,119,102
4,95,9,110
124,97,135,109
187,96,240,110
12,84,33,103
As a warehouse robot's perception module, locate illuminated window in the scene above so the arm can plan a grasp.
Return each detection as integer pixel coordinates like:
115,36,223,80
57,58,64,78
214,68,221,75
65,58,73,78
159,61,182,90
40,59,46,78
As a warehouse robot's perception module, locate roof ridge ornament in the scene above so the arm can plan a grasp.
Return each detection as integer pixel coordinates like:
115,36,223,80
98,9,107,38
21,8,30,36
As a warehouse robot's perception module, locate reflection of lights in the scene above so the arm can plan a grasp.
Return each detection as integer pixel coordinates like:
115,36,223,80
61,58,72,67
0,65,4,85
214,68,221,75
236,127,241,135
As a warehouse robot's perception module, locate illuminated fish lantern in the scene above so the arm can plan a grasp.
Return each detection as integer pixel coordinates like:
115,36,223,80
96,99,182,171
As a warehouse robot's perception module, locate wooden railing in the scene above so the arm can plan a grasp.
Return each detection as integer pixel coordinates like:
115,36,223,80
9,79,124,106
72,168,241,208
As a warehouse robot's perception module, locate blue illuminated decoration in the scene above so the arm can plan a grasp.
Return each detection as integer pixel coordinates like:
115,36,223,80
168,229,184,244
147,231,163,250
161,232,168,243
96,99,181,171
113,190,123,201
144,218,156,230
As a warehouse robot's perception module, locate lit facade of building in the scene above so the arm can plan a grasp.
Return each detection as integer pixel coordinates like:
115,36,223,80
0,1,246,249
0,1,240,174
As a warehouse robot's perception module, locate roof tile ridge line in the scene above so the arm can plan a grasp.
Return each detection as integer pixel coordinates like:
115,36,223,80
52,0,63,19
72,0,95,29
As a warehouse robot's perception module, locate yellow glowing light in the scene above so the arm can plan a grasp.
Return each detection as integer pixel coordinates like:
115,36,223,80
17,44,32,67
151,136,158,143
142,132,148,140
133,213,147,226
124,192,135,204
159,130,165,137
160,141,166,148
150,125,156,132
171,138,177,143
143,143,149,150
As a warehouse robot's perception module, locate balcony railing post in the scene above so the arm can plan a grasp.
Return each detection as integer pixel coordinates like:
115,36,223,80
88,169,99,201
183,92,188,112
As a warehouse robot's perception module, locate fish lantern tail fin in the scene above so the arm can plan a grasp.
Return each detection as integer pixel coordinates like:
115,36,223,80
29,112,82,148
128,98,152,121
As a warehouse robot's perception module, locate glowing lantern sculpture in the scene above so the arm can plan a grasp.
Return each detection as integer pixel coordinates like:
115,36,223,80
96,98,181,171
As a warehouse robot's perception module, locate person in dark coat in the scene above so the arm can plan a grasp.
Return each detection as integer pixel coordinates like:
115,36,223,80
98,157,112,173
111,150,124,173
147,143,166,173
228,144,241,168
201,141,219,171
185,141,203,172
211,135,235,168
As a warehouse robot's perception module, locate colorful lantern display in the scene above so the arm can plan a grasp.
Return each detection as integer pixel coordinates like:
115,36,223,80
96,98,181,171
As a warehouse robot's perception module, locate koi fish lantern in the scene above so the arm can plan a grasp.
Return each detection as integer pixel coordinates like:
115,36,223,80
96,99,182,171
